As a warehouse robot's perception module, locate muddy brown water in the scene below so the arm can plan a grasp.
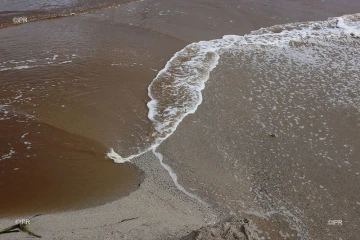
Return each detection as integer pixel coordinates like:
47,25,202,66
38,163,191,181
1,1,359,237
0,108,142,217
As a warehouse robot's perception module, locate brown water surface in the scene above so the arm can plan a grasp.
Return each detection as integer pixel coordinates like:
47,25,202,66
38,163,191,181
0,0,137,29
1,1,360,236
0,2,185,217
0,107,142,217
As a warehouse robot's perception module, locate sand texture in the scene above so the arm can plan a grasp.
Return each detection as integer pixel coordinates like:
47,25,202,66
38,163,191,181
0,152,213,240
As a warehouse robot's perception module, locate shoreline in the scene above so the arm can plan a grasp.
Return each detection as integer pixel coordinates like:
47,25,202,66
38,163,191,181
0,0,139,30
1,1,359,239
0,151,214,240
0,107,143,218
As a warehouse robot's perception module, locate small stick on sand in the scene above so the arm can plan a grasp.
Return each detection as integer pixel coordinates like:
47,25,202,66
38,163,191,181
0,214,42,238
118,217,138,223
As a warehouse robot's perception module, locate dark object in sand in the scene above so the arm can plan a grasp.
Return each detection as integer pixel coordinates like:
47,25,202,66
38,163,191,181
0,216,138,238
0,222,41,238
180,218,258,240
0,214,42,238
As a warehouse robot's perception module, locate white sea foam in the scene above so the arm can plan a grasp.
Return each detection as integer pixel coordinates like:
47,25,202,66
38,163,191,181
107,14,360,161
107,148,129,163
108,14,360,211
1,149,15,160
0,105,8,110
21,133,29,139
109,14,354,161
0,54,78,72
337,17,360,37
59,60,72,64
152,148,206,204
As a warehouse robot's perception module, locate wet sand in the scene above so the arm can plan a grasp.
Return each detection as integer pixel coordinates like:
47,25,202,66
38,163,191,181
1,0,360,239
158,57,360,240
102,1,359,239
1,4,186,217
0,151,213,240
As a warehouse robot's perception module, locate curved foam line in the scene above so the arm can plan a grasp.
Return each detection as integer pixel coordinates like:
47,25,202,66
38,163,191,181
107,13,360,208
152,148,206,205
107,143,160,163
109,13,360,163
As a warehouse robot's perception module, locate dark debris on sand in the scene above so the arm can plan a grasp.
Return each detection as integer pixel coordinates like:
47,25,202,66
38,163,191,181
180,218,259,240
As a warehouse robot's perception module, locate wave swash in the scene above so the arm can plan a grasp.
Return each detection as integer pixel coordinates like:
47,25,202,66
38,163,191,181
108,13,360,163
106,14,360,212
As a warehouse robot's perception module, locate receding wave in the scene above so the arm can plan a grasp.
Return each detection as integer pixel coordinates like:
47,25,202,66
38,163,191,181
104,13,360,163
0,0,137,29
132,14,360,159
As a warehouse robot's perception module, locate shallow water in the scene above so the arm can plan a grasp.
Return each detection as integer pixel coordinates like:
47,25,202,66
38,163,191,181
147,14,360,150
0,106,142,217
1,0,360,237
0,0,188,216
0,0,135,29
153,13,360,240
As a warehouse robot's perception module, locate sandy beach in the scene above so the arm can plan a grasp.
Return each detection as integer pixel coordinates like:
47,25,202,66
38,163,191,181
1,0,360,239
0,152,213,240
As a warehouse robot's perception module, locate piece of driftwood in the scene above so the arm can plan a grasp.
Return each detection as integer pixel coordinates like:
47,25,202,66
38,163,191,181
0,214,42,238
0,223,41,238
0,215,137,238
118,217,138,224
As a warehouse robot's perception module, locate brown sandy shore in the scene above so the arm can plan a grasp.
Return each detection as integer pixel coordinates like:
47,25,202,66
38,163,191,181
1,0,360,239
0,152,214,240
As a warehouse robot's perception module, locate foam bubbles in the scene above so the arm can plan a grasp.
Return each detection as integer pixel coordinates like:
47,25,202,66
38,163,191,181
146,13,360,152
109,13,360,164
107,148,129,163
152,148,206,204
1,149,15,161
337,16,360,37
